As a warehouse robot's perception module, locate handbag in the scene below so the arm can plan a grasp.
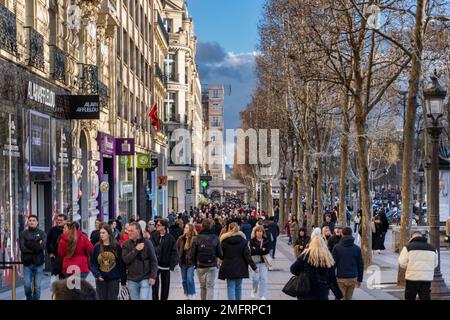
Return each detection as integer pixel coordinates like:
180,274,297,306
262,254,273,267
282,273,311,298
118,286,131,300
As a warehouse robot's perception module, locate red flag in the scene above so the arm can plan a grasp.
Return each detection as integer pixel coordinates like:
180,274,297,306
148,103,159,131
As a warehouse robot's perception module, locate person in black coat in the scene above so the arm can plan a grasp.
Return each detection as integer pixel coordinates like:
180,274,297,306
372,215,386,253
290,236,343,300
321,214,335,234
249,225,272,299
332,227,364,300
46,214,67,278
294,228,311,258
213,218,223,236
219,223,258,300
327,225,343,252
150,218,178,300
90,219,102,246
267,217,280,259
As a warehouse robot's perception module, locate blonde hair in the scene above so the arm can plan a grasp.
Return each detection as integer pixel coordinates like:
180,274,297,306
301,236,335,268
251,225,266,239
322,226,330,237
220,222,239,242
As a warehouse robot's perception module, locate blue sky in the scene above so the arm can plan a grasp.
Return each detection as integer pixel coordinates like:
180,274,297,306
186,0,265,130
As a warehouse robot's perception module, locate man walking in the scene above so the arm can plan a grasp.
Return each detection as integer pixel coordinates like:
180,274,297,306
151,218,178,300
46,214,67,281
122,222,158,300
267,217,280,259
321,213,335,234
20,215,47,300
191,219,223,300
332,227,364,300
328,224,343,252
90,219,102,246
398,231,438,300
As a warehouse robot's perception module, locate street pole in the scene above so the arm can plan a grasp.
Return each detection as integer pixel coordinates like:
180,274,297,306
428,123,449,299
418,172,424,226
8,114,16,300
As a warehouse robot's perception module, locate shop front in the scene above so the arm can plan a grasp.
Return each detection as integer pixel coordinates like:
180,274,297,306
116,138,135,222
97,132,116,222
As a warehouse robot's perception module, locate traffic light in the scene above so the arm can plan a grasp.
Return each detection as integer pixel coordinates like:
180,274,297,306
200,175,212,196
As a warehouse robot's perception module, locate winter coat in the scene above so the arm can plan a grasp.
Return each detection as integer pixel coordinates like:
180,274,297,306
294,236,310,257
332,236,364,282
249,237,272,264
372,222,385,250
327,235,342,252
122,238,158,281
177,235,196,267
321,221,335,234
169,225,183,241
398,236,438,282
46,226,63,257
379,212,390,233
20,227,46,266
290,254,343,300
90,229,100,246
268,222,280,241
284,222,291,237
119,232,129,248
150,232,178,269
218,231,257,280
190,230,223,268
90,243,127,285
57,230,94,274
214,223,223,236
241,223,252,240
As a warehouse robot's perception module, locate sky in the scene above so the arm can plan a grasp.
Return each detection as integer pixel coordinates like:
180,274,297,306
186,0,265,130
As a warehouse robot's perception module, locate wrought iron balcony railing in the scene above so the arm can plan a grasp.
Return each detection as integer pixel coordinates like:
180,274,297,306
79,63,99,94
167,73,178,83
155,63,166,84
51,46,65,82
98,80,108,107
26,27,44,70
0,3,17,54
156,11,169,44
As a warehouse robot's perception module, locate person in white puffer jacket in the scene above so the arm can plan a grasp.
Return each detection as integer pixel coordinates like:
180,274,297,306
398,231,438,300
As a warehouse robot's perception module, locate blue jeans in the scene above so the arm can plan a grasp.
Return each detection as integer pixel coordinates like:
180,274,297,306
226,278,243,300
23,264,44,300
252,263,268,298
128,279,152,300
181,265,196,295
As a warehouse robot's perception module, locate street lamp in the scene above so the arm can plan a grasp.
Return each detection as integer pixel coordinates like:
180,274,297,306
423,72,449,299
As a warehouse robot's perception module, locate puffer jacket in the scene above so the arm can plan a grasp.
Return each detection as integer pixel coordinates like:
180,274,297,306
398,236,438,282
20,227,47,266
219,231,257,280
58,230,93,274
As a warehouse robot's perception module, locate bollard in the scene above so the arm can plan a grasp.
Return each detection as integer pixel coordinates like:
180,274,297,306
12,264,16,300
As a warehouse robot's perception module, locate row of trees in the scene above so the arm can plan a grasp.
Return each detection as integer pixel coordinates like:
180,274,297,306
233,0,449,285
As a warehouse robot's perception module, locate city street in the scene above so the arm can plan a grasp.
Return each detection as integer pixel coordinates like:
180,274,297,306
3,228,448,301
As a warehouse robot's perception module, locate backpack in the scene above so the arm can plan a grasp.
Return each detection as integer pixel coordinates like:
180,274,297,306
196,236,217,267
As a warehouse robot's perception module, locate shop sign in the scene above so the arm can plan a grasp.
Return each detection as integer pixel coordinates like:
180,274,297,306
157,176,168,187
115,138,135,155
3,119,20,157
126,154,152,169
98,132,115,155
68,95,100,119
27,81,55,108
100,181,109,193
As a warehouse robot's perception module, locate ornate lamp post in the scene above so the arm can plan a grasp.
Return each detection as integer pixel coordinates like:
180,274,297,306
423,73,449,299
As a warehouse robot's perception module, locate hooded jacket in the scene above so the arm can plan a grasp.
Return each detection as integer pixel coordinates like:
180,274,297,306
122,237,158,281
332,236,364,282
218,231,257,280
398,236,438,282
57,230,93,274
20,227,46,266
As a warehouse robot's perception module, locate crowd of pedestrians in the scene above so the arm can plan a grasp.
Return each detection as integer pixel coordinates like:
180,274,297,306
18,198,439,301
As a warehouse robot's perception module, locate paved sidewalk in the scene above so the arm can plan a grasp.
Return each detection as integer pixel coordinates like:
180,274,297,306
3,228,448,300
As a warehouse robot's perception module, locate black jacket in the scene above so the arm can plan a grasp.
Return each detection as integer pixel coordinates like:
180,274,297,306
249,237,272,264
20,227,47,266
122,238,158,281
213,223,223,237
46,226,63,256
332,236,364,282
90,229,100,246
327,235,342,252
321,221,335,234
151,232,178,269
190,230,223,268
218,232,257,280
169,225,183,241
268,222,280,240
290,254,343,300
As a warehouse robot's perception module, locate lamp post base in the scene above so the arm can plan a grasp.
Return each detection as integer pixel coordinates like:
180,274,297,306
431,272,450,300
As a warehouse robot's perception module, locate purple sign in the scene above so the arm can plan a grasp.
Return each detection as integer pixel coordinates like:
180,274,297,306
115,138,135,155
98,132,115,156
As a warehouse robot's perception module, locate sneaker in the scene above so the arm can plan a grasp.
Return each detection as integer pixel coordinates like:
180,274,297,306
260,296,267,300
377,250,381,254
268,266,273,271
184,294,190,300
188,294,196,300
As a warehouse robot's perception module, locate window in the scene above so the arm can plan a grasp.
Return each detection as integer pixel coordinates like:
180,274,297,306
140,6,143,34
164,19,173,33
211,136,215,142
116,80,121,117
123,88,128,120
141,54,145,82
130,93,134,122
165,54,176,81
123,30,128,64
212,148,217,156
144,15,148,42
168,181,178,212
213,162,219,170
165,91,176,121
213,90,219,98
130,39,134,70
116,28,121,58
213,116,219,127
134,0,138,24
213,103,219,111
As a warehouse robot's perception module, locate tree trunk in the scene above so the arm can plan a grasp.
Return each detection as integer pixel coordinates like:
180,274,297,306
315,157,323,227
339,95,350,225
305,153,313,231
298,145,304,224
398,0,424,287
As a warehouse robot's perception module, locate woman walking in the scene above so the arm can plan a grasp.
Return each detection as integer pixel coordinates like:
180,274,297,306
249,225,271,300
290,217,300,246
90,224,127,300
322,226,331,242
372,215,386,254
294,227,311,258
290,236,343,300
58,222,93,279
177,223,197,299
219,223,258,300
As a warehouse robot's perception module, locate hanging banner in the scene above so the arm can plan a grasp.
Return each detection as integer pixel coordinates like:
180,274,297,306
126,153,152,169
115,138,135,155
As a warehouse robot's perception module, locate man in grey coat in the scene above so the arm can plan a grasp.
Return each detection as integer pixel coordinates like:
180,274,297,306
122,222,158,300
